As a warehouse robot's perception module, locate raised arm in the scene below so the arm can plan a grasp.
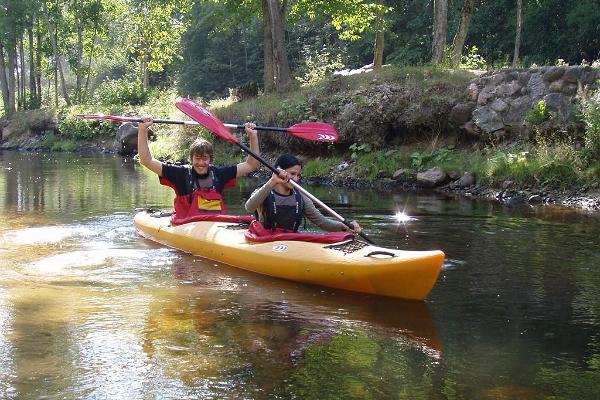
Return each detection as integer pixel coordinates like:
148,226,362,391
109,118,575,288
137,117,163,176
236,122,260,177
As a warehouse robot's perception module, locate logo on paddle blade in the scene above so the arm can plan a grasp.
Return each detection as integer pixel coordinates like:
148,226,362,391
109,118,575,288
317,134,337,142
272,244,288,252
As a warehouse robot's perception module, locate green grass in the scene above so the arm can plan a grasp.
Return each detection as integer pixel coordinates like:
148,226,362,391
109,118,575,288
37,133,79,152
303,156,343,178
342,141,589,189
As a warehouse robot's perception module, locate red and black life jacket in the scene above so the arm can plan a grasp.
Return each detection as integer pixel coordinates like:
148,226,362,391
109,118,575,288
160,166,239,225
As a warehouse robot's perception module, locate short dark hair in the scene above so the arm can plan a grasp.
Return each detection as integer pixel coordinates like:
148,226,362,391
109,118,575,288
189,138,213,161
275,154,302,170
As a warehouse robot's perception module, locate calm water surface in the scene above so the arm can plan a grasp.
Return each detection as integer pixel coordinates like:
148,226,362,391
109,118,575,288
1,151,599,399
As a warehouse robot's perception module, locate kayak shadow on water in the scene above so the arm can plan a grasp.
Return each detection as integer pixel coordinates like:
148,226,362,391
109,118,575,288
170,256,442,358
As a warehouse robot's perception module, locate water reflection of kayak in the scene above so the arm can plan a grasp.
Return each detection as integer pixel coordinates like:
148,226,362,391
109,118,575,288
170,258,443,357
134,210,444,301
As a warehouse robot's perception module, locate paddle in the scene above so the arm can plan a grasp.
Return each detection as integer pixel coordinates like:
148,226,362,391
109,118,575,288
76,113,338,143
175,97,376,245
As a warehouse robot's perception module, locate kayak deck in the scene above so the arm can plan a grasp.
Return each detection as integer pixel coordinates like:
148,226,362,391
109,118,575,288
134,211,444,300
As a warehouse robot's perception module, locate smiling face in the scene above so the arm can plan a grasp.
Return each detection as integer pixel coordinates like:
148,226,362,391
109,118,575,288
189,139,213,175
192,153,211,175
282,164,302,190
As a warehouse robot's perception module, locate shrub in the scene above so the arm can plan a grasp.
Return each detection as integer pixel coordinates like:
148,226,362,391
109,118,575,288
57,117,115,140
5,109,55,136
527,100,550,125
581,89,600,162
460,46,487,70
295,46,344,86
303,157,342,177
93,78,148,106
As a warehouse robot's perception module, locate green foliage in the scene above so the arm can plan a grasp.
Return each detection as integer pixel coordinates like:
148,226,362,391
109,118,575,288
410,147,454,170
349,142,372,160
302,157,343,177
352,149,411,180
129,0,192,79
295,46,344,86
57,118,115,140
37,133,80,152
276,98,313,123
472,143,583,188
527,100,550,125
93,78,149,106
292,0,392,41
460,46,487,70
581,89,600,162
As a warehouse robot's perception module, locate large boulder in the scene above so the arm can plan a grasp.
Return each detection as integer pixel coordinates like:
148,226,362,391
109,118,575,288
115,122,154,155
417,167,449,188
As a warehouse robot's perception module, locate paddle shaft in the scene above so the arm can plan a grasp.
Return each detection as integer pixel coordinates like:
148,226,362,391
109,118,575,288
233,141,376,245
93,116,287,131
152,119,288,132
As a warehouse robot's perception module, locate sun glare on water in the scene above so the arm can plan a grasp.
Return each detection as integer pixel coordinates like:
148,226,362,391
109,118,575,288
394,211,414,223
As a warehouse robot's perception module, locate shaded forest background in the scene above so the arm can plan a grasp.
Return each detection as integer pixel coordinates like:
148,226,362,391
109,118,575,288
1,0,599,116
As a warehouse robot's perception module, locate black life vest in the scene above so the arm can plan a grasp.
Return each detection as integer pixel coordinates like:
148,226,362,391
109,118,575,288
262,189,304,232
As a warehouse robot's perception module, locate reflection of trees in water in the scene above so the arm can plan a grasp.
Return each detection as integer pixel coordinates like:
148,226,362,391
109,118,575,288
139,259,442,396
0,152,176,215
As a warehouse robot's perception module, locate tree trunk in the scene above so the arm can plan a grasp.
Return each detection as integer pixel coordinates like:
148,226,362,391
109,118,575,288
431,0,448,64
54,50,58,107
7,46,17,114
84,22,98,102
76,14,83,102
512,0,523,68
263,0,291,92
141,55,148,91
373,12,384,70
0,43,14,115
450,0,475,66
42,0,71,106
18,36,26,110
36,19,43,104
28,20,39,108
261,0,275,93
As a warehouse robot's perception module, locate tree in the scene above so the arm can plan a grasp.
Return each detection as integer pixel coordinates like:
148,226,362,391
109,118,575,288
450,0,475,66
0,0,22,115
128,0,192,90
293,0,392,70
262,0,291,92
203,0,292,92
431,0,448,64
512,0,522,67
42,0,71,105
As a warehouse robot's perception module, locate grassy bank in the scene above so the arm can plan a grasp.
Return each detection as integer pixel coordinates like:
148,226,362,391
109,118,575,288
2,65,600,193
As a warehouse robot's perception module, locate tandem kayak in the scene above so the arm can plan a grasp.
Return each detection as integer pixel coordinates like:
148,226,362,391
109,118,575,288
134,210,445,300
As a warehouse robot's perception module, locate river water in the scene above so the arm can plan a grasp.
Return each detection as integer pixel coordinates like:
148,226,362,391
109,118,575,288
0,150,599,399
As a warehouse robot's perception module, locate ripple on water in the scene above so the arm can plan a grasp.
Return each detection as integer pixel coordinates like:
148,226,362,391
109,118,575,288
1,225,95,245
22,248,179,286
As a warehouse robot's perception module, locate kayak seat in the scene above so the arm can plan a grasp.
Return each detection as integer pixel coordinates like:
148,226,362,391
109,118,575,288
244,220,352,244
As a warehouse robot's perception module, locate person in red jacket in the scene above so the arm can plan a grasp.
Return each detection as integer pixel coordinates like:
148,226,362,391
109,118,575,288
137,117,259,217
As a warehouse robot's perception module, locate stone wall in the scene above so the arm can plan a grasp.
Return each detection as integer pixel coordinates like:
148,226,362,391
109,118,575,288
450,66,600,141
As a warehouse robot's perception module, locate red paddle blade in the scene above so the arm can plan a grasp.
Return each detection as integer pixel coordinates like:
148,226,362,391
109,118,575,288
288,122,339,142
76,114,139,123
175,98,235,143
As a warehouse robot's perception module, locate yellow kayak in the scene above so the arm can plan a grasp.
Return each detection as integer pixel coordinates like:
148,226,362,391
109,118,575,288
134,211,445,300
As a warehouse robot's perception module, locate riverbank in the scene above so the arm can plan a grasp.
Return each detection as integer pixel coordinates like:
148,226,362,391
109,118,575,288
2,65,600,212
